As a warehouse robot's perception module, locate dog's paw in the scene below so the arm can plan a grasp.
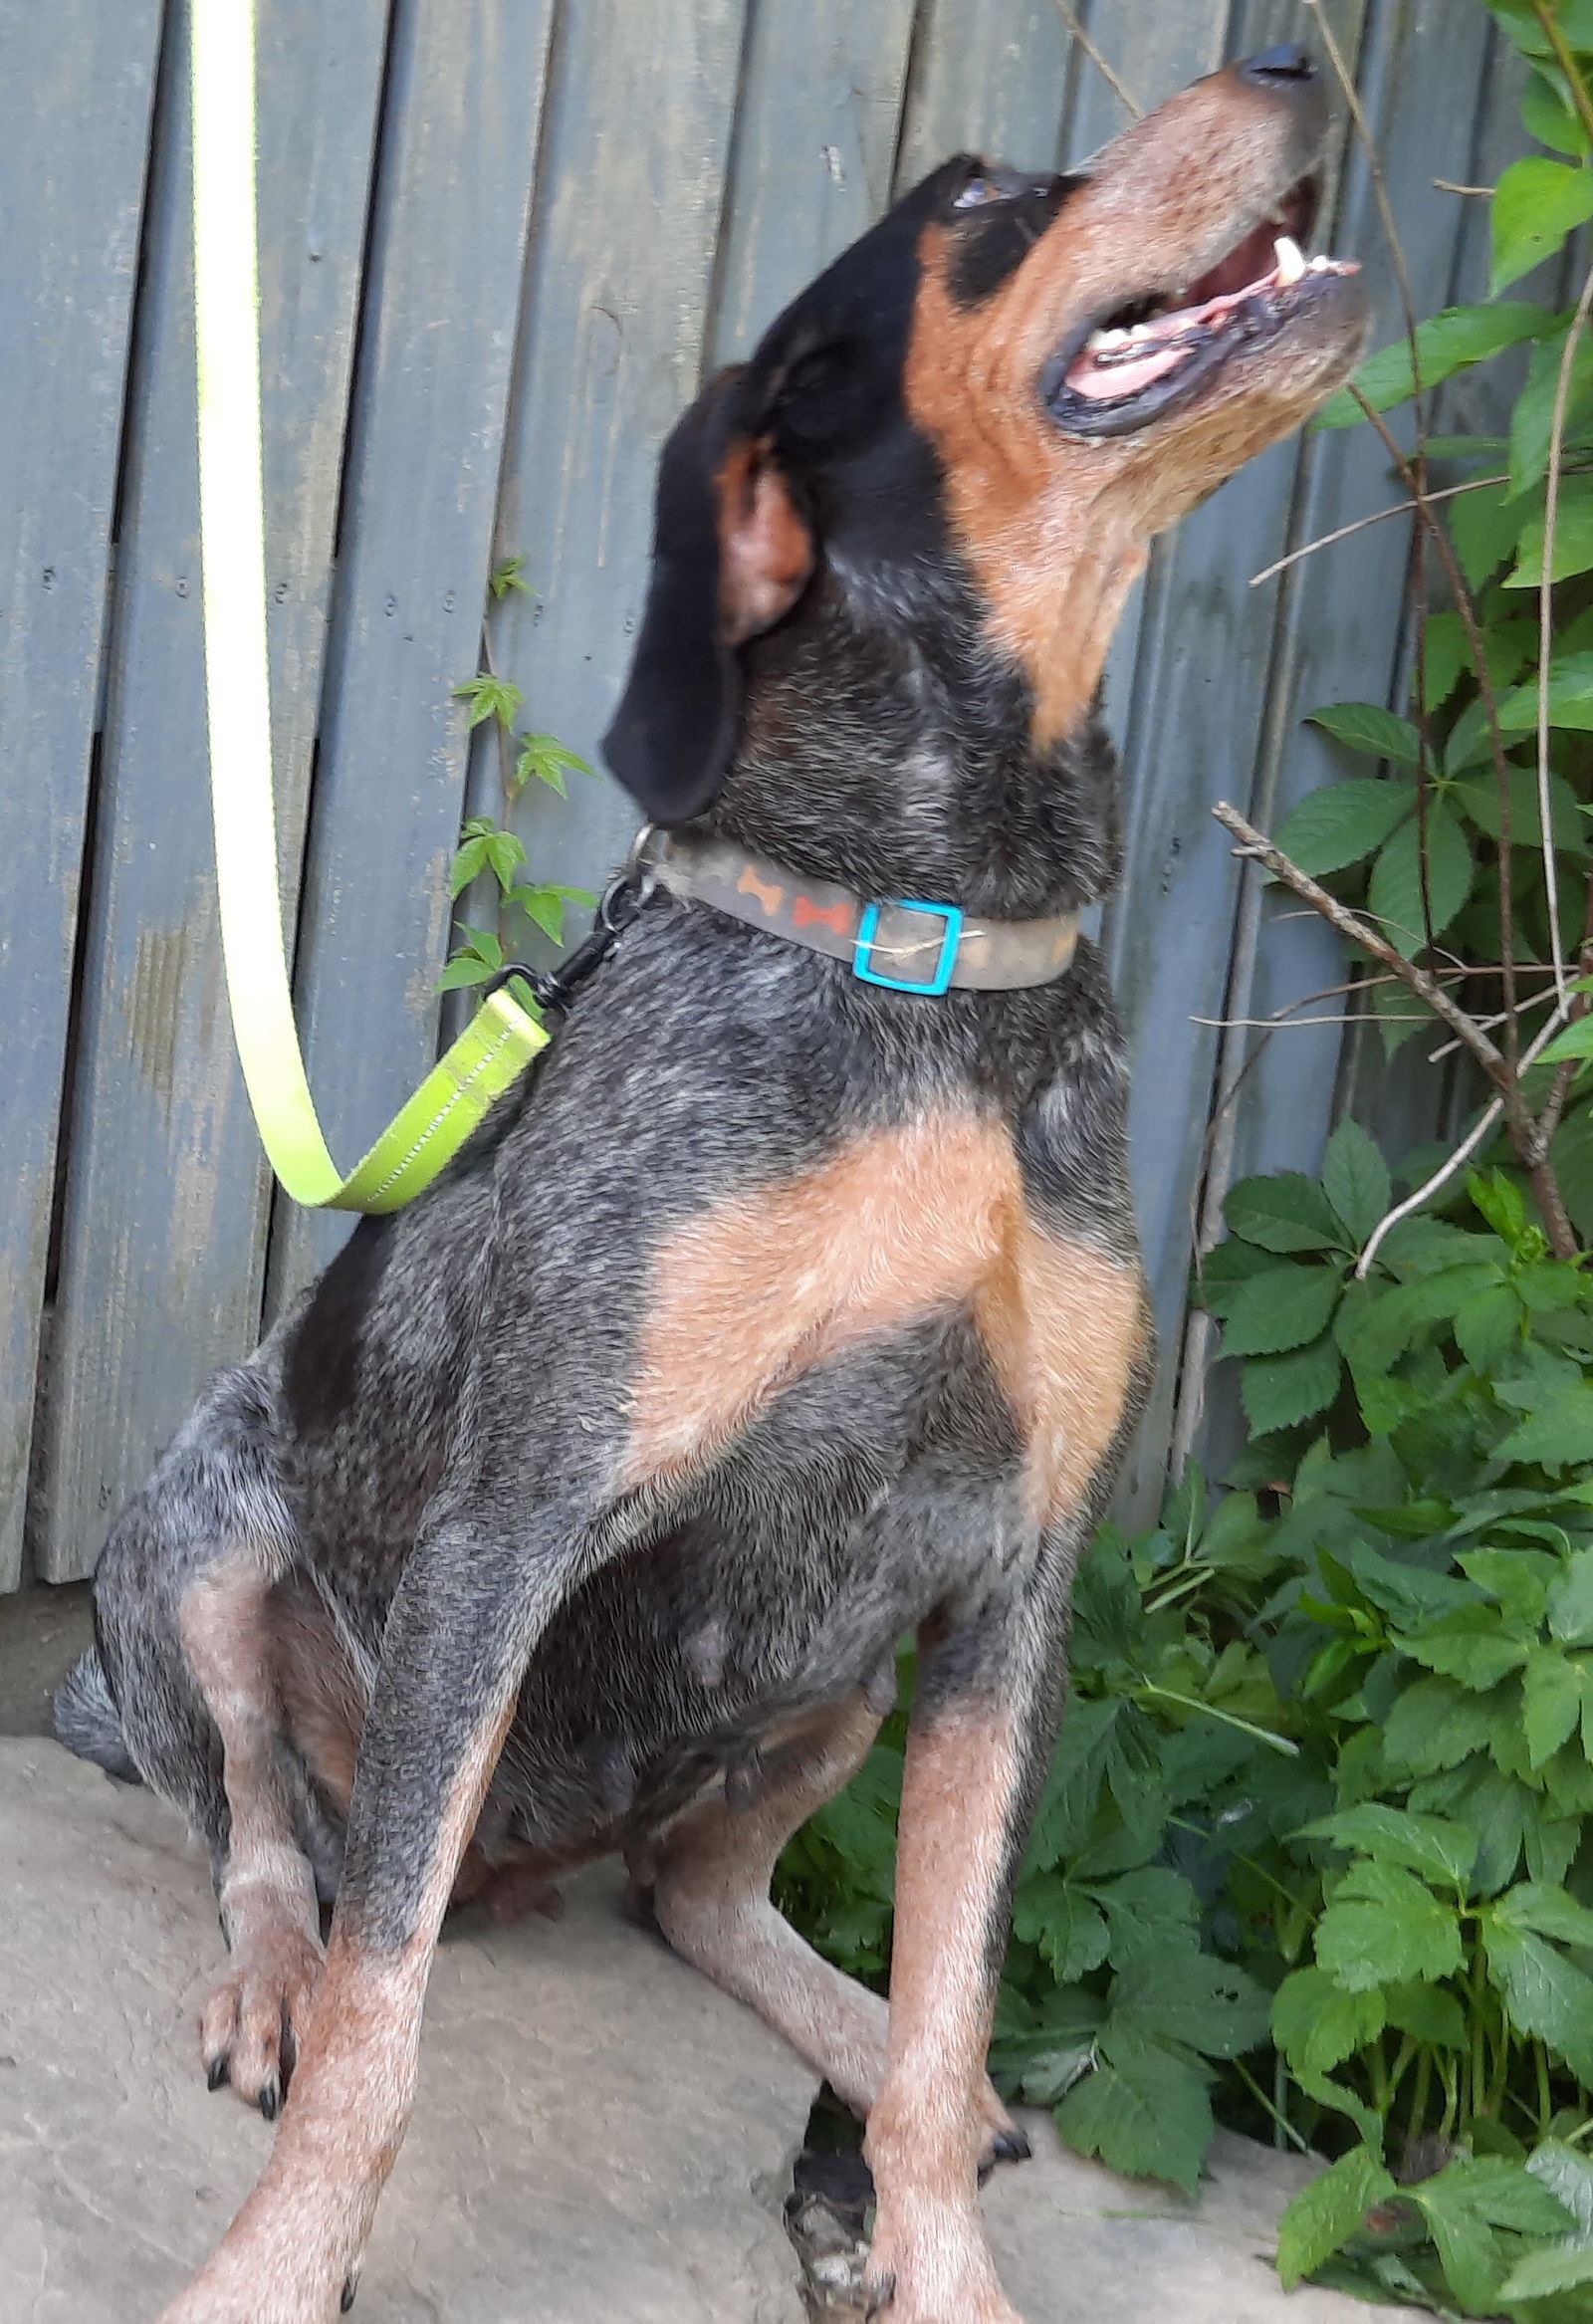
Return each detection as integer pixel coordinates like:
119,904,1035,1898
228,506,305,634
199,1926,323,2118
976,2084,1030,2176
862,2208,1024,2324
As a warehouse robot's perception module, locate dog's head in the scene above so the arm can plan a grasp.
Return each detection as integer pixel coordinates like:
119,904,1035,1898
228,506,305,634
604,46,1369,825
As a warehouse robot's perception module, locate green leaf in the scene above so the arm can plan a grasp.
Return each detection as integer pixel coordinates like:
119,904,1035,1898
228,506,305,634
452,837,494,898
1271,1967,1386,2075
515,731,594,799
1523,1647,1586,1766
1365,801,1474,958
1494,1382,1593,1468
1241,1335,1343,1436
1509,326,1593,498
1109,1951,1270,2060
1496,1880,1593,1949
1321,1120,1392,1248
1498,649,1593,737
1527,2137,1593,2236
1052,2027,1213,2194
1305,702,1423,766
436,955,491,992
1224,1172,1346,1254
451,672,524,731
1382,1676,1495,1776
1521,60,1592,156
1414,2154,1571,2311
1302,1803,1477,1890
1536,1014,1593,1064
1452,475,1534,589
1402,1612,1530,1692
1454,1284,1522,1371
1316,1859,1464,1990
1497,2240,1593,2299
1221,1263,1342,1357
488,552,530,599
1508,475,1593,582
1492,156,1593,294
1483,1922,1593,2081
1271,778,1415,876
1422,609,1472,714
1093,1867,1202,1965
1382,1979,1468,2049
1275,2147,1397,2291
1315,304,1552,427
1548,1549,1593,1643
1452,760,1587,853
1012,1875,1110,1981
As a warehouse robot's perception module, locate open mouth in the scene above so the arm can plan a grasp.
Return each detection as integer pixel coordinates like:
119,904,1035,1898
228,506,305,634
1044,177,1359,437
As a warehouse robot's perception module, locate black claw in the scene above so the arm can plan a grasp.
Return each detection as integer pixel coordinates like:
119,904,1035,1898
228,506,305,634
206,2057,229,2092
257,2076,282,2123
341,2274,358,2312
993,2126,1032,2165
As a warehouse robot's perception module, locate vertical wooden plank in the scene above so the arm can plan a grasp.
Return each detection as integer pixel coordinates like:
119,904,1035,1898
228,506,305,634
1216,0,1501,1195
706,0,918,371
39,0,391,1578
268,0,557,1301
477,0,753,999
894,0,1074,184
0,0,162,1589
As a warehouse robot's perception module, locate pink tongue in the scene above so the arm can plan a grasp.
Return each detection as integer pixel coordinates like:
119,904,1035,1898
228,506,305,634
1064,340,1191,401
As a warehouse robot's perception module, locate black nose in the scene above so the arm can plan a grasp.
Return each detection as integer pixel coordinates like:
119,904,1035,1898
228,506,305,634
1239,43,1316,88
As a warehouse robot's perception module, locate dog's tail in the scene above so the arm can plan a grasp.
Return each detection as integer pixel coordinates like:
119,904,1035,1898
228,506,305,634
55,1647,143,1784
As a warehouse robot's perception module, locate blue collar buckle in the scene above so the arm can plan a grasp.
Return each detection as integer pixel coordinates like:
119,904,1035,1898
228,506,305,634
852,898,965,996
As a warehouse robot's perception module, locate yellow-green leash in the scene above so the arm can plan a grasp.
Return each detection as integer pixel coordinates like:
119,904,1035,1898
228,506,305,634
190,0,548,1213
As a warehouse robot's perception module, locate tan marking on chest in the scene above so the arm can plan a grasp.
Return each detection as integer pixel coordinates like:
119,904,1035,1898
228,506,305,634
623,1114,1146,1521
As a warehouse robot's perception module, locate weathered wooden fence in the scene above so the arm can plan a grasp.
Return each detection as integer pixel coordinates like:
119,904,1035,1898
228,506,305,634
0,0,1528,1588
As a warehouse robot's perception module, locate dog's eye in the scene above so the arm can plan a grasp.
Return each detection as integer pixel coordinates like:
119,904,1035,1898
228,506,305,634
953,175,1003,210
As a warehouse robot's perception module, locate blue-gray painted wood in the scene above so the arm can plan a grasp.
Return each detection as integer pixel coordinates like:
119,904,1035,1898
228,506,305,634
480,0,754,1007
38,0,391,1579
268,0,557,1306
706,0,917,370
0,0,162,1589
0,0,1537,1583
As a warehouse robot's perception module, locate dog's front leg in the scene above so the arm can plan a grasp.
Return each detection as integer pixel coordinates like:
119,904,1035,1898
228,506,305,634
156,1507,576,2324
860,1587,1068,2324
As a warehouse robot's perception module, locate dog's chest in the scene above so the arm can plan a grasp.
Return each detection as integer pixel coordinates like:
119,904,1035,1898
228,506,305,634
621,1111,1144,1526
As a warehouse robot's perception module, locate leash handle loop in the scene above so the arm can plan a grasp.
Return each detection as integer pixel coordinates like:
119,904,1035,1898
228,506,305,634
190,0,548,1212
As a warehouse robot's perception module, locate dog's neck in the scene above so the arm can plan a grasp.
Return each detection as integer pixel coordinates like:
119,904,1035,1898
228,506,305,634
697,559,1124,921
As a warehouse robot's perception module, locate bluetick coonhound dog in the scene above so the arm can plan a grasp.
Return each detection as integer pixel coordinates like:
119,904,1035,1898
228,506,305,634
59,44,1364,2323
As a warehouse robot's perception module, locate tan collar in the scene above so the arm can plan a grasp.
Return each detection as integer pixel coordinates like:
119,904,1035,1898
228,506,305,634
655,834,1079,995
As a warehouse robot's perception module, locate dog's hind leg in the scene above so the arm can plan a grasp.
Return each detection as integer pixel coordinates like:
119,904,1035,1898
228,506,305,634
648,1683,1024,2167
178,1548,327,2118
87,1370,326,2118
650,1688,892,2112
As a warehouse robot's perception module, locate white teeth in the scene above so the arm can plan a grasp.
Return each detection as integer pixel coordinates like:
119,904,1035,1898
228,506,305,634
1129,321,1158,340
1086,326,1132,350
1308,253,1333,272
1273,234,1306,286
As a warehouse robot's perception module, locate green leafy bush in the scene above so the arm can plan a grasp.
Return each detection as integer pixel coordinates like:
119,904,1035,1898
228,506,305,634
783,1129,1593,2312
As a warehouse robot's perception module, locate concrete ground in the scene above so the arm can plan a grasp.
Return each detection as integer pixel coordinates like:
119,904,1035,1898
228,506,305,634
0,1594,1425,2323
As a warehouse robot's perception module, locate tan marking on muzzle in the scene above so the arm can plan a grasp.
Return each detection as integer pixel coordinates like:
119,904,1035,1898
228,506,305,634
904,66,1361,748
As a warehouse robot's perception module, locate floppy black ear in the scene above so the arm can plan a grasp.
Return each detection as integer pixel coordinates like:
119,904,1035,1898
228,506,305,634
601,370,814,825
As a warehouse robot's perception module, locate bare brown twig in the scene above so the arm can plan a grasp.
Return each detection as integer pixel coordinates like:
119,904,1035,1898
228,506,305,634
1049,2,1141,118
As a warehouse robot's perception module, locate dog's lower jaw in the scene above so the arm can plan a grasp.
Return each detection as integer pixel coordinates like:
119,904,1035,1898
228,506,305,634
862,2189,1024,2324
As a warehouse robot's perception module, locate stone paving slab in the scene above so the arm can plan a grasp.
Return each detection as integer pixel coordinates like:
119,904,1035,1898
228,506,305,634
983,2114,1424,2323
1,1736,1427,2324
0,1740,810,2323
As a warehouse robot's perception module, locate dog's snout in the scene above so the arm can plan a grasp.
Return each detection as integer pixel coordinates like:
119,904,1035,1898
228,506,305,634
1238,43,1317,91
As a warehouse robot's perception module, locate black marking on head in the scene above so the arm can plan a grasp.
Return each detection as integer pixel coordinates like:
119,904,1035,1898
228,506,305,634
285,1213,396,1440
945,170,1078,308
